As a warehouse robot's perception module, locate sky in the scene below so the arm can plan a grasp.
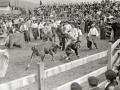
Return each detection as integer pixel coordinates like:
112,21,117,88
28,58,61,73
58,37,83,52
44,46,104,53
23,0,103,4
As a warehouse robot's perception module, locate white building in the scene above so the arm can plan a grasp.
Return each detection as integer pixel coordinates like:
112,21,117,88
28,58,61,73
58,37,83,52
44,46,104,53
0,0,11,15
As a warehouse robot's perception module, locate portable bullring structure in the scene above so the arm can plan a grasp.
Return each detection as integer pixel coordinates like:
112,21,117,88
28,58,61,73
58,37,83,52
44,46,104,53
0,39,120,90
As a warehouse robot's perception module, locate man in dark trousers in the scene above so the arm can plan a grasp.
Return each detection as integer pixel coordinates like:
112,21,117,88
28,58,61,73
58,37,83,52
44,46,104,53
56,22,66,51
88,23,99,49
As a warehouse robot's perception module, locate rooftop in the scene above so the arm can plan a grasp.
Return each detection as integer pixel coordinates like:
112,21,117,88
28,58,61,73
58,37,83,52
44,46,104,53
0,0,10,7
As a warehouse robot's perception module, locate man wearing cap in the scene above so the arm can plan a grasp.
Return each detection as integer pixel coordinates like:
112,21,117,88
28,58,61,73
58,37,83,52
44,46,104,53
88,76,103,90
105,70,118,90
31,20,39,40
70,82,82,90
56,22,66,51
25,18,31,42
43,21,52,41
88,23,99,49
20,21,30,43
6,19,13,33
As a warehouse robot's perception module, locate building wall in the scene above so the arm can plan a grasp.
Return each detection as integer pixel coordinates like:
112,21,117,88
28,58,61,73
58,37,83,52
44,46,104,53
0,6,11,14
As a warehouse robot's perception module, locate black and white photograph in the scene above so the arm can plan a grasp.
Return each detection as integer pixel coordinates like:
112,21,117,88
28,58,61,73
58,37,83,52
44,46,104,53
0,0,120,90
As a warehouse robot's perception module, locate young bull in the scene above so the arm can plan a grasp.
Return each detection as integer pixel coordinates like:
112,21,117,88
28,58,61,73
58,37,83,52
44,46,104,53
26,41,61,70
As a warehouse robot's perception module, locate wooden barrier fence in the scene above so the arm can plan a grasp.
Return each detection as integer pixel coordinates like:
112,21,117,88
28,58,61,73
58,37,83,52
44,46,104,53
0,39,120,90
0,51,108,90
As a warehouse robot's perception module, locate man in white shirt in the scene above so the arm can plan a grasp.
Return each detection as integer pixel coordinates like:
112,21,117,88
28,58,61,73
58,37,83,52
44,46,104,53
25,19,32,41
64,21,72,34
43,21,52,41
69,24,78,40
31,20,39,40
88,23,99,49
20,21,30,43
6,19,13,33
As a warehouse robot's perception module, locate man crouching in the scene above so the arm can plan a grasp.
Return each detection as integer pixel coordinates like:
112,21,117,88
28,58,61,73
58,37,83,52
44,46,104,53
26,41,61,70
61,40,81,61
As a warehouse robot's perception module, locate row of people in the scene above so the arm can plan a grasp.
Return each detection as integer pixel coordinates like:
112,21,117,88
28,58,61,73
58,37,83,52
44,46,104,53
70,69,120,90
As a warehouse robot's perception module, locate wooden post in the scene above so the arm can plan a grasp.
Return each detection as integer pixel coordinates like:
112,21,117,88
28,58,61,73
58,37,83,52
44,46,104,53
110,29,114,42
107,43,112,70
37,62,45,90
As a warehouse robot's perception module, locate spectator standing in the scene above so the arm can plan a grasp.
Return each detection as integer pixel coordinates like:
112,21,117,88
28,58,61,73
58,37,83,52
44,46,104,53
76,26,83,42
105,70,118,90
38,20,45,40
31,20,39,40
56,22,66,51
20,21,30,43
43,22,52,41
100,18,106,40
6,19,13,33
88,23,99,49
80,19,85,34
25,18,31,41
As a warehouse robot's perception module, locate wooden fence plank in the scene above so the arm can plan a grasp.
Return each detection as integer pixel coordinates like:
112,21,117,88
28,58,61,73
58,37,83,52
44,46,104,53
0,74,36,90
114,57,120,66
112,50,120,66
52,66,107,90
0,51,107,90
45,51,107,78
112,39,120,51
108,43,112,70
113,57,120,71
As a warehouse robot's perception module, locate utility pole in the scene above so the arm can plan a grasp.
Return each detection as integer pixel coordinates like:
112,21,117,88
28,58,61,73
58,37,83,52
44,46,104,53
17,0,19,14
14,0,16,10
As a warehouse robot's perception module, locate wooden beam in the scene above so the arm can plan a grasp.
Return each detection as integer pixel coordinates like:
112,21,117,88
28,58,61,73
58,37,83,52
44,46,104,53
0,51,107,90
112,50,120,66
108,43,112,70
51,66,107,90
0,74,37,90
37,62,45,90
45,51,107,78
113,57,120,71
112,39,120,51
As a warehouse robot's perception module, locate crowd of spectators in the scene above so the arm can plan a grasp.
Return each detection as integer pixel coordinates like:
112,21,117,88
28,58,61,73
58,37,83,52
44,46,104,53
70,69,120,90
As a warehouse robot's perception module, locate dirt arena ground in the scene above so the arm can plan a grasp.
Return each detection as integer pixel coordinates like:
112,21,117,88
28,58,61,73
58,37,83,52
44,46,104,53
0,34,109,90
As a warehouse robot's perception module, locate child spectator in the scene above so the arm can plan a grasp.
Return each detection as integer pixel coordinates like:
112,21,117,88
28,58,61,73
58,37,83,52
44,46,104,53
105,70,118,90
88,76,103,90
70,82,82,90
